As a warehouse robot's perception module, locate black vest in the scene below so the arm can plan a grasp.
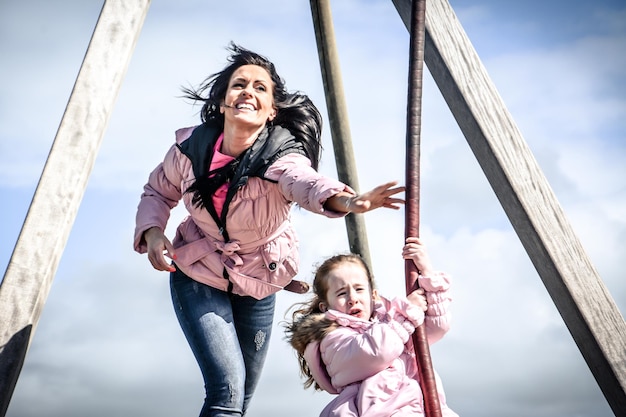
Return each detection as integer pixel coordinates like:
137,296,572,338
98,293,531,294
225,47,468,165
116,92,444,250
177,123,306,241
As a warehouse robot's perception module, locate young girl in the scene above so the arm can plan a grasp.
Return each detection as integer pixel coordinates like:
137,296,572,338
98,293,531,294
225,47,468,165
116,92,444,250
286,237,458,416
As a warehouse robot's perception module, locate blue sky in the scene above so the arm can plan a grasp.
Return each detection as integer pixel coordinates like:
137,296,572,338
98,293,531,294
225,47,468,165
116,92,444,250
1,1,624,416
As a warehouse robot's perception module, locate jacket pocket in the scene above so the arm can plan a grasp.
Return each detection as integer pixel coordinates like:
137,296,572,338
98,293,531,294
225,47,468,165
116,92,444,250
260,229,300,284
226,228,300,299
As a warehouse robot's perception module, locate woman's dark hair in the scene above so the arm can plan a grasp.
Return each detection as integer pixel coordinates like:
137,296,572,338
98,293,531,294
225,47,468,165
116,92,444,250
181,42,322,170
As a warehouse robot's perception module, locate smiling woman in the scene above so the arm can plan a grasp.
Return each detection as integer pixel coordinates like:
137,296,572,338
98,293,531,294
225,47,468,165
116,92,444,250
220,65,278,152
133,42,405,416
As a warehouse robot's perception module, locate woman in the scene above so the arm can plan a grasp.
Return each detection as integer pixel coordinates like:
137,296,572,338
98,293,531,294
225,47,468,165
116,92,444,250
134,42,404,416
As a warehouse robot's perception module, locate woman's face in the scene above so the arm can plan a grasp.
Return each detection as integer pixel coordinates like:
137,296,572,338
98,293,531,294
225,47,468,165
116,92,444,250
221,64,277,129
320,262,377,320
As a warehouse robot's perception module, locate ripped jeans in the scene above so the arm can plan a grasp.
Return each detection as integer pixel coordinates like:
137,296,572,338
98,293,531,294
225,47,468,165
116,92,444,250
170,268,276,417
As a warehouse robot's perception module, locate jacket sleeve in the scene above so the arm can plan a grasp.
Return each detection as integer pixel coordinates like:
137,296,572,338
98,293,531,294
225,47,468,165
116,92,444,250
418,271,453,345
319,315,407,389
133,144,186,253
264,153,353,218
303,341,339,394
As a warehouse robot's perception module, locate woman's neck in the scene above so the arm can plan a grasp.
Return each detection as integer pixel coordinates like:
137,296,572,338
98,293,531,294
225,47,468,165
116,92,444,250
221,124,265,157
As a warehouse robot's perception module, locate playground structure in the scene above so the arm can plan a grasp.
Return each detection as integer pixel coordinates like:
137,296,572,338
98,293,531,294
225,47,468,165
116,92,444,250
1,0,624,416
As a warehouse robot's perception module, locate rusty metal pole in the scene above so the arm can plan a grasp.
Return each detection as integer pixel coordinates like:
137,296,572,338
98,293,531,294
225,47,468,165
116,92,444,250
393,0,626,414
0,1,150,415
404,0,442,416
309,0,372,268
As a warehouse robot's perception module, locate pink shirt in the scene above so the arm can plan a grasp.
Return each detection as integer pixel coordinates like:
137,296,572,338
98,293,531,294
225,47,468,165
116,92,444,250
210,133,235,217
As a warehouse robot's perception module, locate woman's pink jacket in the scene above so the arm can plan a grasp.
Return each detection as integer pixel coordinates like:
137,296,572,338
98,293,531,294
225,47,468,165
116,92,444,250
134,126,351,299
303,273,459,417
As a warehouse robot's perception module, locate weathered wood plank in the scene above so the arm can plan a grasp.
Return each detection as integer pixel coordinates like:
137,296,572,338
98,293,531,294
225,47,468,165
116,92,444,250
392,0,626,414
309,0,373,267
0,1,151,414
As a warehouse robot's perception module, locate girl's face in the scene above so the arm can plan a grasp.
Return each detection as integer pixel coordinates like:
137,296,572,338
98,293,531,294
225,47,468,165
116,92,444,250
320,262,377,320
221,64,277,129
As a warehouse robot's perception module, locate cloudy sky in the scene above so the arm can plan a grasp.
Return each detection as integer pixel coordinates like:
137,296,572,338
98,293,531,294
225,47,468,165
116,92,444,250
1,0,624,416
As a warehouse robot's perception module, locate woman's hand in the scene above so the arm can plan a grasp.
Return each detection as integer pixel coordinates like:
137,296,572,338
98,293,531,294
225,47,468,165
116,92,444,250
144,227,177,272
344,181,405,213
402,237,434,277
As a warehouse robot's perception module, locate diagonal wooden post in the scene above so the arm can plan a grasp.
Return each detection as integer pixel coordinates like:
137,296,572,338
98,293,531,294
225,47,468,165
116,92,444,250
309,0,372,268
403,0,442,416
0,1,150,415
392,0,626,414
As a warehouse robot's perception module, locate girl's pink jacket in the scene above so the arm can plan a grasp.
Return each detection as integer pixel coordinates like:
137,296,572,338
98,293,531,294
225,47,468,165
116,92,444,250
303,273,459,417
134,126,351,299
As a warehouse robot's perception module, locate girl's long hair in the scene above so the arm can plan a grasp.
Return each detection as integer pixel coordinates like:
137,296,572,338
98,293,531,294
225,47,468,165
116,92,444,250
284,253,375,390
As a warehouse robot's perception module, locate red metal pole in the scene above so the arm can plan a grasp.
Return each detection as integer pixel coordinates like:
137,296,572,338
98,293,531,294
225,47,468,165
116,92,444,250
404,0,442,416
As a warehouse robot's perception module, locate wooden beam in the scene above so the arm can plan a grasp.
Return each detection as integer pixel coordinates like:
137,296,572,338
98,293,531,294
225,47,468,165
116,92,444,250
392,0,626,414
309,0,372,268
0,1,151,414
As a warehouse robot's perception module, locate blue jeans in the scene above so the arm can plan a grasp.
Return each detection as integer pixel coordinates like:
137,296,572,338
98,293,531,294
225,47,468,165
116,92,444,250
170,268,276,417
